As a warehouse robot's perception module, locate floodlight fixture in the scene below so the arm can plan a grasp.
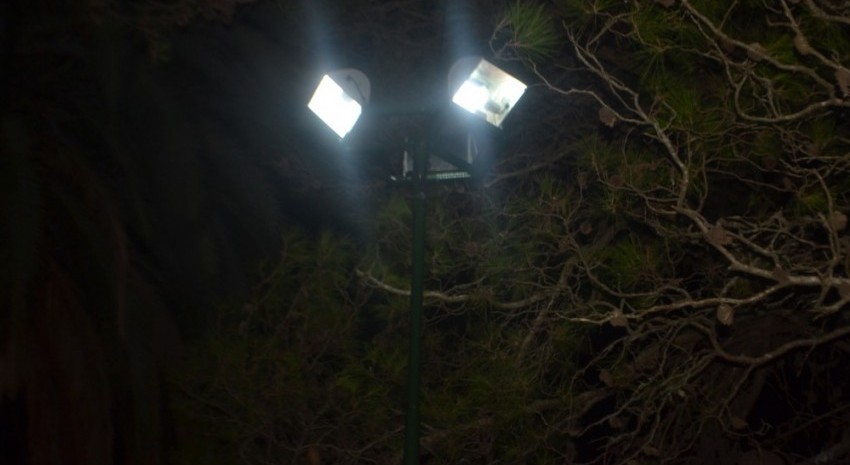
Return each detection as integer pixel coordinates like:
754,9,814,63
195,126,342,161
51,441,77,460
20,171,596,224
450,58,527,128
304,57,529,465
308,69,370,139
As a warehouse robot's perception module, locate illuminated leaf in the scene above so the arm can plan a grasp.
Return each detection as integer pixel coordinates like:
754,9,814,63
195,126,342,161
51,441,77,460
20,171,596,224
730,415,748,430
717,304,734,326
836,68,850,97
836,282,850,300
599,106,618,127
610,311,629,328
771,268,791,284
829,211,847,232
599,369,615,386
707,224,733,245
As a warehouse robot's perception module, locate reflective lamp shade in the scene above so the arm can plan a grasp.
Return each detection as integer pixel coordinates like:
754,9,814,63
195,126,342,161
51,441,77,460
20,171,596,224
308,69,370,139
450,58,526,128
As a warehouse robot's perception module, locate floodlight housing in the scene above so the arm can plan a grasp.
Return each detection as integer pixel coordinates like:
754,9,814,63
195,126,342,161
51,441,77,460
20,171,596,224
400,133,479,181
450,58,526,128
308,69,370,139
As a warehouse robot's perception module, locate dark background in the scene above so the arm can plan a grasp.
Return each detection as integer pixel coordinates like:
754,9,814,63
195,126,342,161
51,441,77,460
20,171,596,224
1,0,525,463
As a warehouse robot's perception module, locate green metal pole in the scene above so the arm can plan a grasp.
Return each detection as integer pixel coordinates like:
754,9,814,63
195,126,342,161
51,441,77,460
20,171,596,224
403,146,427,465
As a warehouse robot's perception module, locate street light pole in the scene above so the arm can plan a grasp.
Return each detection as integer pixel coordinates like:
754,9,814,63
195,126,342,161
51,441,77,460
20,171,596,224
307,58,526,465
403,142,427,465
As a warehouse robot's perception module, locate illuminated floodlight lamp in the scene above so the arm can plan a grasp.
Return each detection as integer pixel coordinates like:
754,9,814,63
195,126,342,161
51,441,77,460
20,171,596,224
308,69,370,139
450,58,527,128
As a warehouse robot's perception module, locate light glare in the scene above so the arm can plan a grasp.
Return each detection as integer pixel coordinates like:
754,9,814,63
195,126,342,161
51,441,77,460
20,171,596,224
452,80,489,115
451,59,527,128
308,75,363,138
